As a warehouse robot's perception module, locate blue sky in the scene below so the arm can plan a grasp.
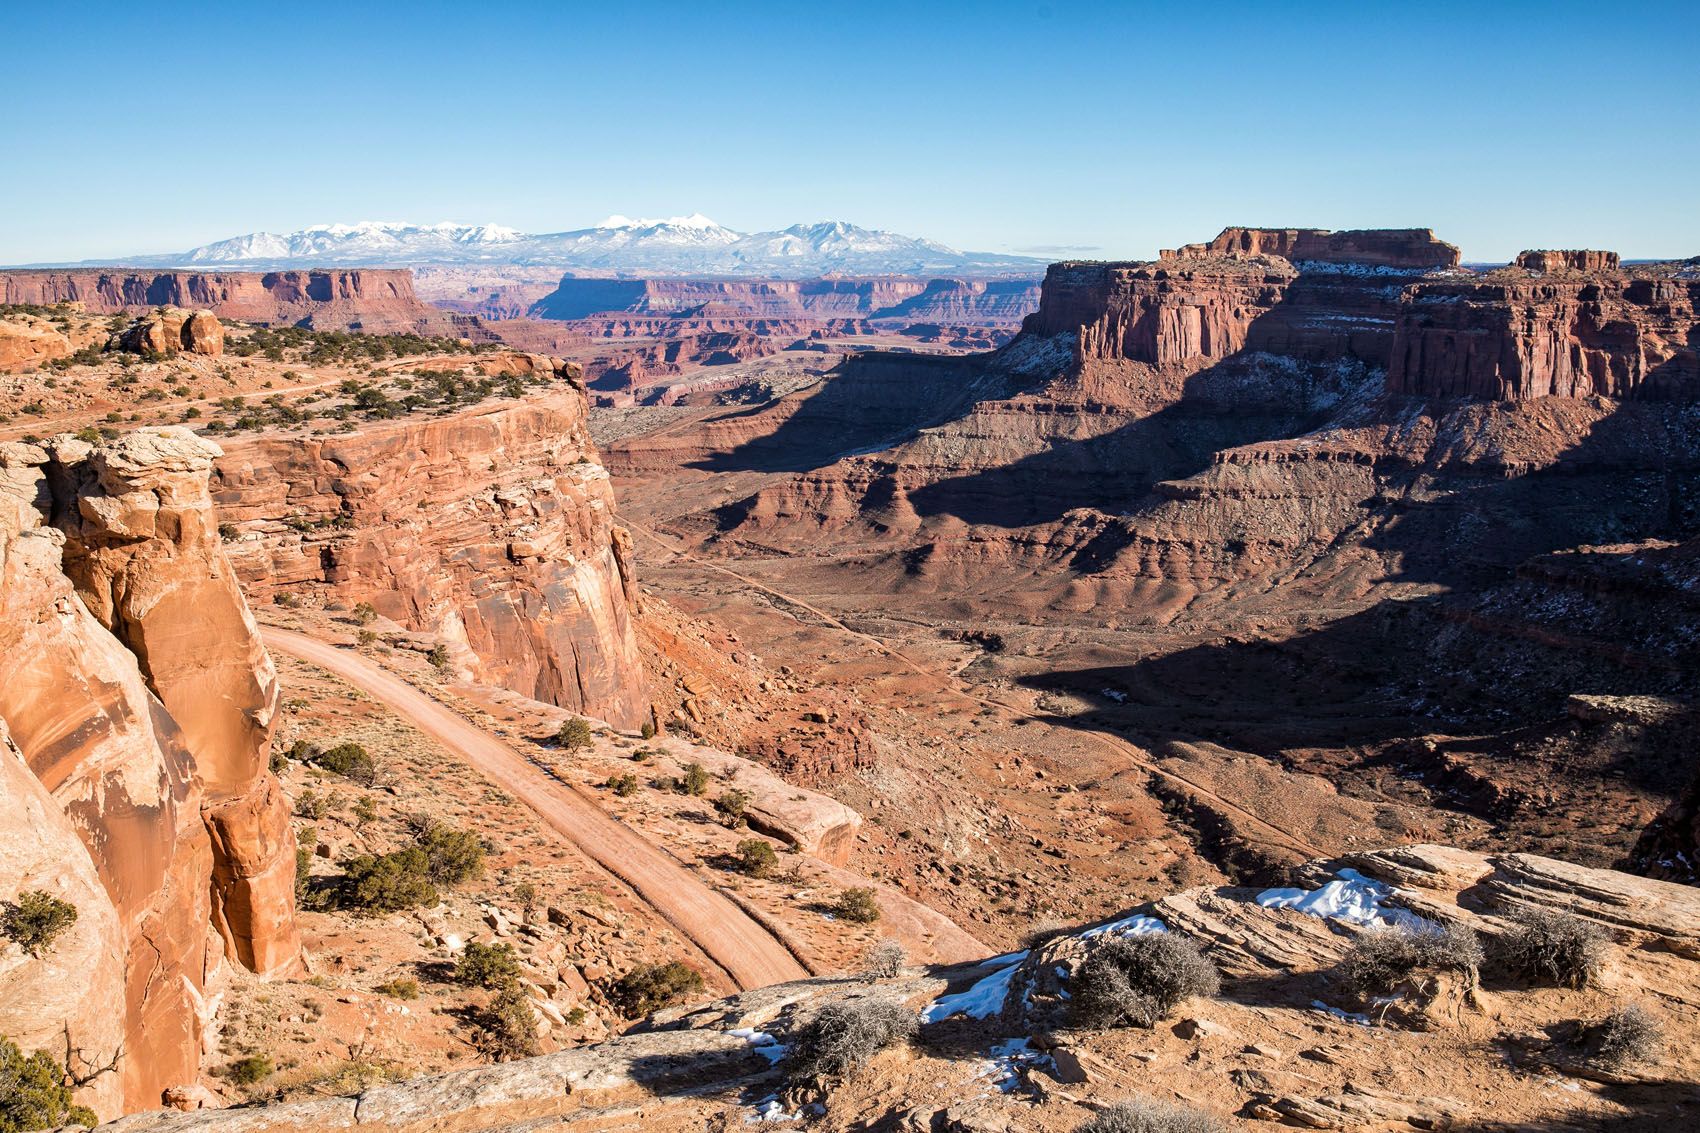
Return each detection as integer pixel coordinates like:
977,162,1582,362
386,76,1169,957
5,0,1697,265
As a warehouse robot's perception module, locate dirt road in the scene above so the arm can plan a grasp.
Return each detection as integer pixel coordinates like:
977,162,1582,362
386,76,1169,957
261,628,810,991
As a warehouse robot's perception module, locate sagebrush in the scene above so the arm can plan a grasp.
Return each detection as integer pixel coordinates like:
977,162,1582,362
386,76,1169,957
787,998,917,1083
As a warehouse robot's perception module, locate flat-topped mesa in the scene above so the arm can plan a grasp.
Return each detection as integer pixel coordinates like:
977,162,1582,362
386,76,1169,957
1515,249,1622,274
1160,226,1462,270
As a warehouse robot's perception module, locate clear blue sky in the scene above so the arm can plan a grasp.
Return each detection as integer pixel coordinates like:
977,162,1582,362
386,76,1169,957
6,0,1697,265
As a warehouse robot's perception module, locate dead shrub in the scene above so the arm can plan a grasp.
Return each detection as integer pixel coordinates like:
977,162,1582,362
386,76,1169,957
786,998,917,1083
1586,1002,1665,1070
1339,922,1482,997
1491,908,1607,989
1075,1098,1225,1133
1072,933,1218,1029
859,939,907,981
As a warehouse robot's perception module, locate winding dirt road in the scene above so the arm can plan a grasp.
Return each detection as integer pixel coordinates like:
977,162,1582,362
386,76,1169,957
261,627,810,991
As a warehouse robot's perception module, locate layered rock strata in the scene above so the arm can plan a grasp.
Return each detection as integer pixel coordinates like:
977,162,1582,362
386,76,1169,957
0,429,298,1113
212,386,649,729
0,269,492,336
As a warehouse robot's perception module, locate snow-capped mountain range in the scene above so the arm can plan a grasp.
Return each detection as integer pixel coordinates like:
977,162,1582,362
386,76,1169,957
65,217,1045,278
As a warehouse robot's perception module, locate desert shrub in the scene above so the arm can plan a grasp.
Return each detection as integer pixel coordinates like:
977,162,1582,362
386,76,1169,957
832,887,881,924
786,998,917,1083
610,961,704,1017
1075,1098,1225,1133
454,942,522,990
673,762,710,796
1339,922,1482,997
1073,933,1219,1029
294,828,318,904
427,644,450,670
224,1053,273,1085
351,601,378,625
351,797,379,823
713,788,751,826
313,741,376,786
511,881,538,907
1587,1002,1665,1070
860,939,907,981
343,847,438,913
415,822,486,886
375,976,419,1000
606,773,640,797
1491,908,1607,989
268,748,288,774
356,628,378,647
0,1033,99,1131
640,721,657,740
1,892,78,958
556,717,594,750
294,788,331,820
734,838,780,878
480,985,540,1060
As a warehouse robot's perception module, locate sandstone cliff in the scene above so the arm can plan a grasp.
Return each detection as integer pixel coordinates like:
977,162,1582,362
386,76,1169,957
211,388,650,729
0,269,492,337
0,430,298,1114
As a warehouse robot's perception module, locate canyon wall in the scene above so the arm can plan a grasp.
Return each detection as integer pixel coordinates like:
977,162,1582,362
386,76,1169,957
1387,273,1700,400
1159,226,1461,268
211,386,650,729
0,268,493,337
0,430,298,1115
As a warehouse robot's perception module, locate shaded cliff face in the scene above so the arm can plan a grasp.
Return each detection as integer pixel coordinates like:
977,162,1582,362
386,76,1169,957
0,430,298,1114
0,268,492,336
212,389,649,729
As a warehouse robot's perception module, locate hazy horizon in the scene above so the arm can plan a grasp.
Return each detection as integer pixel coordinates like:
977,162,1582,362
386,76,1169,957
5,0,1698,266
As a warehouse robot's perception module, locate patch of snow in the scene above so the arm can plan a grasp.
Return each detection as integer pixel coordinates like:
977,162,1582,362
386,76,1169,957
1079,913,1166,939
729,1027,788,1064
1309,999,1375,1026
977,1037,1052,1094
745,1095,799,1123
1256,868,1428,929
921,951,1028,1023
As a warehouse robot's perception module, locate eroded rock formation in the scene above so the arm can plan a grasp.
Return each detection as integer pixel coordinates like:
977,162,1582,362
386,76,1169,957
0,269,493,336
0,429,298,1114
116,307,224,357
212,383,649,729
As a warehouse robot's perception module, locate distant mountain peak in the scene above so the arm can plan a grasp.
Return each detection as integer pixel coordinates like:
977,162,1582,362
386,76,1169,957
74,217,1048,278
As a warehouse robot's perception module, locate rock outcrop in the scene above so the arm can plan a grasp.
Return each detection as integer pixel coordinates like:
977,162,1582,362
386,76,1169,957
1159,226,1461,269
0,429,297,1114
1516,249,1622,274
0,269,494,336
116,307,224,357
0,311,76,371
212,387,650,729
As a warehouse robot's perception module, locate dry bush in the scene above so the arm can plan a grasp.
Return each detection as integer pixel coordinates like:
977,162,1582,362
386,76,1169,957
1076,1098,1225,1133
786,998,917,1083
1491,908,1607,988
1587,1002,1665,1070
1339,922,1482,997
860,939,907,981
832,887,881,924
1073,933,1219,1029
